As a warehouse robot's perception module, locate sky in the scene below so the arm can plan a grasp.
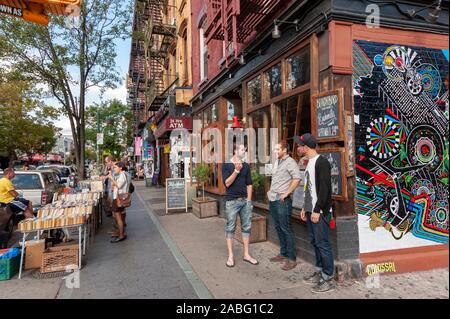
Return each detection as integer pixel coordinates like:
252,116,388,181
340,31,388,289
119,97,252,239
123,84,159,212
52,37,131,135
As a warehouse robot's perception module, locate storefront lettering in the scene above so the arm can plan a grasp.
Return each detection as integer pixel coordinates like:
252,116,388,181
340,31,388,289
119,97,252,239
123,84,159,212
366,262,396,276
0,4,23,17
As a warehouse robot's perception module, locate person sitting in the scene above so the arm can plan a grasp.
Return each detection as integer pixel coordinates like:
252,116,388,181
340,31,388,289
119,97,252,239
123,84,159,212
0,168,34,219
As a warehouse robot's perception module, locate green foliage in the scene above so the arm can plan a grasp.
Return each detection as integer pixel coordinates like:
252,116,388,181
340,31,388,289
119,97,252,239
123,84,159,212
251,170,266,189
85,99,133,160
193,164,211,184
0,68,59,162
193,164,211,200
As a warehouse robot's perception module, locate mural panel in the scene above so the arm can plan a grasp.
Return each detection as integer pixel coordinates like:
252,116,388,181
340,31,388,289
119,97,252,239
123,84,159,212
353,40,449,253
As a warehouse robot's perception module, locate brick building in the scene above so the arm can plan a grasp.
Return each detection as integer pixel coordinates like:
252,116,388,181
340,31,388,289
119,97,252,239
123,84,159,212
189,0,449,277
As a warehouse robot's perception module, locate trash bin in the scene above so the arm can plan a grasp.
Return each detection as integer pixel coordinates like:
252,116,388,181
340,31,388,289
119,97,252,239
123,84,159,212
152,172,159,186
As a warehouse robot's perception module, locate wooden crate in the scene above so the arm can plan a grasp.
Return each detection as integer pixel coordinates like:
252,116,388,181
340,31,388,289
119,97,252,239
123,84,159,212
41,244,79,273
192,197,218,219
235,213,267,244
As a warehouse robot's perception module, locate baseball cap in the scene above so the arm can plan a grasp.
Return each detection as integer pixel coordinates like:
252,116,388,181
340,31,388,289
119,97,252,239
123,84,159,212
294,133,317,149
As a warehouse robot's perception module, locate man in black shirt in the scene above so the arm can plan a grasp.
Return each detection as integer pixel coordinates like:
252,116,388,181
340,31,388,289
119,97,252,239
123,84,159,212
295,133,335,294
221,144,258,268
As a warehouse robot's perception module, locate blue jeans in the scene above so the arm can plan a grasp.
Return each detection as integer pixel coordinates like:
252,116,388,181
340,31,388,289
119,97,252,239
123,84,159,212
269,198,296,261
306,212,334,281
225,199,253,239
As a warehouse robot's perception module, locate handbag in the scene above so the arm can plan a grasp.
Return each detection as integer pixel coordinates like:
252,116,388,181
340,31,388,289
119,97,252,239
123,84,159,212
116,173,132,208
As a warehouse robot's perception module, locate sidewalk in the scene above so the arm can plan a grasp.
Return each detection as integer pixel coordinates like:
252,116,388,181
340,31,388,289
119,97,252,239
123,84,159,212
137,181,449,299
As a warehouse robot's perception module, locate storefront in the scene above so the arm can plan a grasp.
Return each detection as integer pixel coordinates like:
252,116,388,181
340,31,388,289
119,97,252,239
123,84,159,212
154,116,193,186
191,0,448,276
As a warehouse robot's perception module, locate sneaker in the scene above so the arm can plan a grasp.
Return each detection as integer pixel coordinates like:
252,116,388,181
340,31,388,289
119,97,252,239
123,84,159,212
281,259,297,271
303,271,321,285
269,254,288,263
311,278,336,294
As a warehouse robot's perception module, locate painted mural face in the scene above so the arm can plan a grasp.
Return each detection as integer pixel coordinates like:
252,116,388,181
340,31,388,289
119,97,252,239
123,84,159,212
353,40,449,253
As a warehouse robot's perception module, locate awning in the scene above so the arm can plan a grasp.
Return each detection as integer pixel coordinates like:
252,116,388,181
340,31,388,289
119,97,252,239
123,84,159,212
154,116,193,139
0,0,82,26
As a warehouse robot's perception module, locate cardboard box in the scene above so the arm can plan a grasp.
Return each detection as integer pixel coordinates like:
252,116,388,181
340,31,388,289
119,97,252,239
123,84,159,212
25,239,46,270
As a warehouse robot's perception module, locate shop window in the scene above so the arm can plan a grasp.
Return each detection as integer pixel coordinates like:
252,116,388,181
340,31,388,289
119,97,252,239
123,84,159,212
247,75,261,106
199,27,208,81
211,103,218,122
276,90,311,160
203,108,210,127
226,100,243,128
286,46,310,90
264,63,282,98
250,107,272,204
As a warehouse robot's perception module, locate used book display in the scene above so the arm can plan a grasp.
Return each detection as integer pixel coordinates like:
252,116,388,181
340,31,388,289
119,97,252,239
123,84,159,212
18,194,98,232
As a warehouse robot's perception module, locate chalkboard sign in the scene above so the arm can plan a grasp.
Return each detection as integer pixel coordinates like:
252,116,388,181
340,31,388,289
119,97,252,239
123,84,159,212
317,148,348,201
312,89,345,143
292,170,305,209
166,178,188,213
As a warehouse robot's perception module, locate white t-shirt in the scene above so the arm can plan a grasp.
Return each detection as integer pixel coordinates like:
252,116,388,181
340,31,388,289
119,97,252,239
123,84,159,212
304,155,320,213
113,172,129,200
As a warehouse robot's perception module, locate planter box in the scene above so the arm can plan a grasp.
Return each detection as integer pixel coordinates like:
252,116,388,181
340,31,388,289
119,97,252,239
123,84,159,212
235,213,267,244
192,197,218,219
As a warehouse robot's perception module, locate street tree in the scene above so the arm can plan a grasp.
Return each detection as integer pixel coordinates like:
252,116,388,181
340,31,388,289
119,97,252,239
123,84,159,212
0,68,59,165
85,99,133,161
0,0,132,177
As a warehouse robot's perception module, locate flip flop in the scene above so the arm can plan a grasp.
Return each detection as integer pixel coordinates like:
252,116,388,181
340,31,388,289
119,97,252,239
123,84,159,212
226,259,235,268
243,258,259,265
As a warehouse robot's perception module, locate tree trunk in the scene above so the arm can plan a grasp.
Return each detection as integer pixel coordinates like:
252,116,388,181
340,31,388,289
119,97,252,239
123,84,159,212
77,4,87,179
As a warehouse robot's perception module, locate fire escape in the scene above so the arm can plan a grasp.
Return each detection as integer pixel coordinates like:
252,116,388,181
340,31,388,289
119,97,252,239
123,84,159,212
128,0,149,134
204,0,285,67
145,0,177,116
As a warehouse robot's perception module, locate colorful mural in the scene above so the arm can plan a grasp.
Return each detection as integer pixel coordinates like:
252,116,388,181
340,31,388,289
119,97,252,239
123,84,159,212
353,40,449,253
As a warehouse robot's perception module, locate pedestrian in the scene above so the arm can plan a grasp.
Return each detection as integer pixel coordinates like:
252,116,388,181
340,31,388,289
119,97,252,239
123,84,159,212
295,133,335,293
100,156,115,217
267,140,301,271
22,163,30,171
0,168,34,219
109,161,131,243
221,143,258,267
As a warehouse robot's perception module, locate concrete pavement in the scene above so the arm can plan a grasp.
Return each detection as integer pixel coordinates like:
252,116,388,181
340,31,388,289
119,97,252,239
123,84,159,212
138,182,449,299
0,180,448,299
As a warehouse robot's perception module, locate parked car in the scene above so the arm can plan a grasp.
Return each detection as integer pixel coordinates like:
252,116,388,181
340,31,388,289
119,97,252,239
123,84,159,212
0,170,65,213
37,165,77,187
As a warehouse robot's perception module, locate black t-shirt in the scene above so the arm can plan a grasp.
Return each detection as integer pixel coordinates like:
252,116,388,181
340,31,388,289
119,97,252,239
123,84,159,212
221,162,252,201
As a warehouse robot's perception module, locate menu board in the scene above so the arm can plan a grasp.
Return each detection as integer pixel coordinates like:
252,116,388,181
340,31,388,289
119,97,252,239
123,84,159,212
166,178,187,213
312,89,344,143
317,148,347,201
292,170,305,210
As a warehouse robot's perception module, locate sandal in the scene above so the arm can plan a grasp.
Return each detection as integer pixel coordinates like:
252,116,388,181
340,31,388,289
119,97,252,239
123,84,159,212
243,258,259,265
226,258,235,268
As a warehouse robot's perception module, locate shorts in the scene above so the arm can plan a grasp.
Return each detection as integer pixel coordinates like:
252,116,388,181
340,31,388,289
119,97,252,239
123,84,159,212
112,199,126,214
7,198,30,214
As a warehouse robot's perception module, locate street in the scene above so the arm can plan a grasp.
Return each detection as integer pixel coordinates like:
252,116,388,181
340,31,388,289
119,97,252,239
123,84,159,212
0,181,448,299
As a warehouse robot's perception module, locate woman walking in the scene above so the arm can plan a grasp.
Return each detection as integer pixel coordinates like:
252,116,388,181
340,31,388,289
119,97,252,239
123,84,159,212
109,161,131,243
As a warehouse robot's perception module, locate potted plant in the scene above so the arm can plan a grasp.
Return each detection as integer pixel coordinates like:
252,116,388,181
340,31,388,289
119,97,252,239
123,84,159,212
191,164,218,218
251,169,266,202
